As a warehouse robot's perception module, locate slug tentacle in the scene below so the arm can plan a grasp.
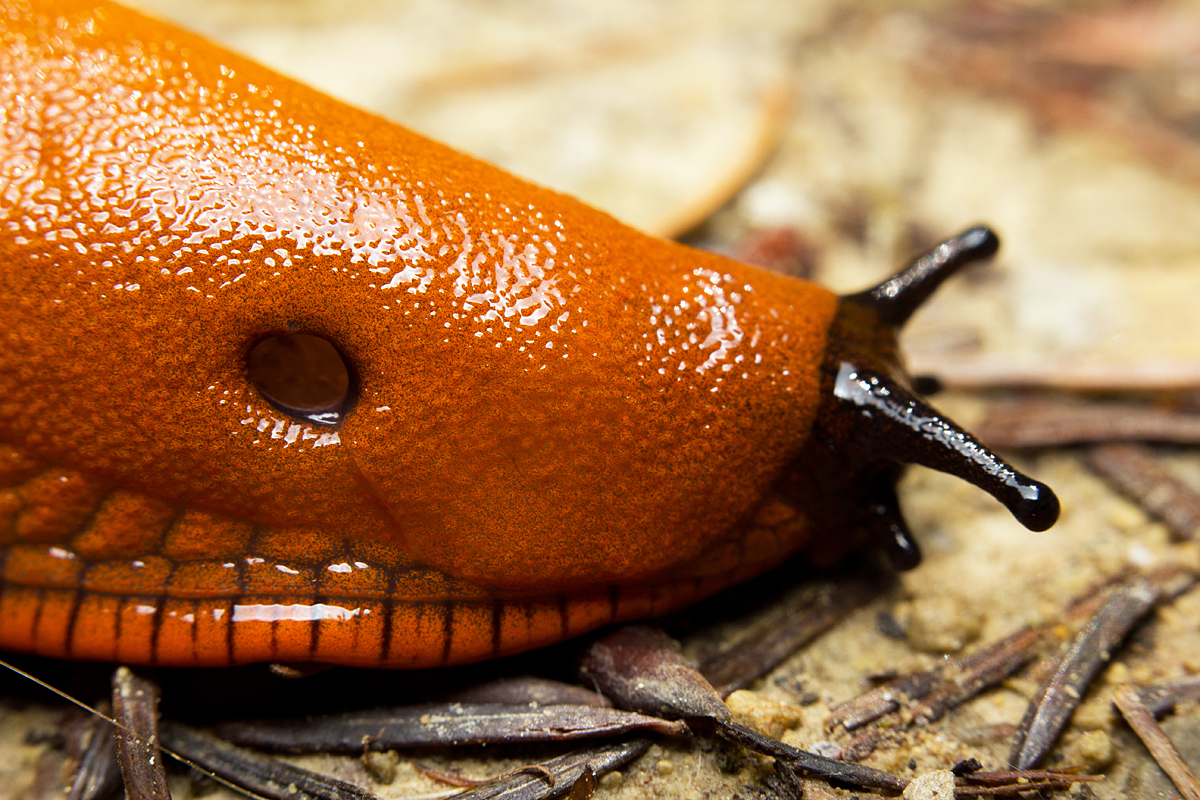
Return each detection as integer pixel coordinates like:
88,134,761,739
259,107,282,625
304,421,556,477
831,362,1059,533
858,468,922,571
796,229,1059,570
843,225,1000,328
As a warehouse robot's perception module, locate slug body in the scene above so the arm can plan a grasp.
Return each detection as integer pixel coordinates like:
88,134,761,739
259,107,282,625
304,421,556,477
0,0,1056,668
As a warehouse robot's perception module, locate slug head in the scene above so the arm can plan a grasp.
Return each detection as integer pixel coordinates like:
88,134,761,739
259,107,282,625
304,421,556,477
795,226,1059,570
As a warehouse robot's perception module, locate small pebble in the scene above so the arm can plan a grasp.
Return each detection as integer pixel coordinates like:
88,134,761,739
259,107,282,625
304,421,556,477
361,750,400,784
808,741,843,759
802,783,841,800
1105,662,1132,685
1107,501,1145,531
656,759,674,776
1130,664,1159,685
599,771,623,790
725,690,804,738
903,595,984,653
1072,696,1115,731
1063,730,1115,771
902,769,955,799
1126,542,1156,568
876,609,907,640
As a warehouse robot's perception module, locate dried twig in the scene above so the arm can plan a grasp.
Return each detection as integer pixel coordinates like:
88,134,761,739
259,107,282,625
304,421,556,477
909,627,1048,726
448,739,653,800
412,762,556,789
827,626,1046,732
67,715,120,800
1138,674,1200,718
839,729,880,763
215,702,685,752
580,626,730,721
920,2,1200,188
826,566,1186,761
411,761,492,788
826,671,939,731
1009,577,1162,769
1113,685,1200,800
161,721,378,800
906,359,1200,394
955,774,1101,796
112,667,170,800
953,764,1101,795
976,399,1200,449
700,574,886,697
714,719,908,793
1086,443,1200,540
582,624,912,794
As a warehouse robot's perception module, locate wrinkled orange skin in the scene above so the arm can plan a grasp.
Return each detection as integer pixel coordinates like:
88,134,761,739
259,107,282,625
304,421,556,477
0,0,840,667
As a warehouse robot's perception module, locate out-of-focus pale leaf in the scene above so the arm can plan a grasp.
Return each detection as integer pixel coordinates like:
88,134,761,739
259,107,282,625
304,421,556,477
128,0,821,236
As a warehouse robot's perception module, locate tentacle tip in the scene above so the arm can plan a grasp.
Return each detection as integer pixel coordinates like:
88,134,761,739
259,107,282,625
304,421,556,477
882,525,922,571
960,225,1000,259
1008,481,1060,532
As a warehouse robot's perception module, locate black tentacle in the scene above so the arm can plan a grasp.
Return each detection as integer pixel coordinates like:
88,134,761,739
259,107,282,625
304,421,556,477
833,362,1059,532
843,226,999,328
859,470,922,571
796,225,1058,571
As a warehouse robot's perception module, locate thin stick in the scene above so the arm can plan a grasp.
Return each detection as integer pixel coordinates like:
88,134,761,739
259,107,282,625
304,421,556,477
908,358,1200,393
701,575,884,697
1113,686,1200,800
1139,675,1200,717
1009,577,1160,769
0,658,274,800
977,400,1200,449
111,668,170,800
1087,443,1200,540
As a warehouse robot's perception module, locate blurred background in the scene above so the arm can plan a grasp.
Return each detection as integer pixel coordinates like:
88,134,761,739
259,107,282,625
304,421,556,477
129,0,1200,379
7,2,1200,798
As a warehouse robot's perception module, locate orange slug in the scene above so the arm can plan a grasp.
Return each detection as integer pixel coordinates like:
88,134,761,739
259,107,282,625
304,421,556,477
0,0,1057,669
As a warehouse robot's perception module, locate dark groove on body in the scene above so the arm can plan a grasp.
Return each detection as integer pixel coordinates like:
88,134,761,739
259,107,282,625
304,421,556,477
309,593,327,659
230,540,252,667
268,596,280,660
148,591,167,665
61,586,84,658
28,588,45,654
490,596,502,658
149,561,179,664
377,572,395,664
438,600,453,665
557,593,570,640
112,592,125,659
224,597,237,668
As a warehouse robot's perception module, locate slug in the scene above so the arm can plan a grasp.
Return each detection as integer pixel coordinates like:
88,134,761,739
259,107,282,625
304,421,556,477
0,0,1057,669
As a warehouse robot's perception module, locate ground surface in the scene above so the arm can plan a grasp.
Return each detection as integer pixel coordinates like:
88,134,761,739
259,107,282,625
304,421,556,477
3,1,1200,798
